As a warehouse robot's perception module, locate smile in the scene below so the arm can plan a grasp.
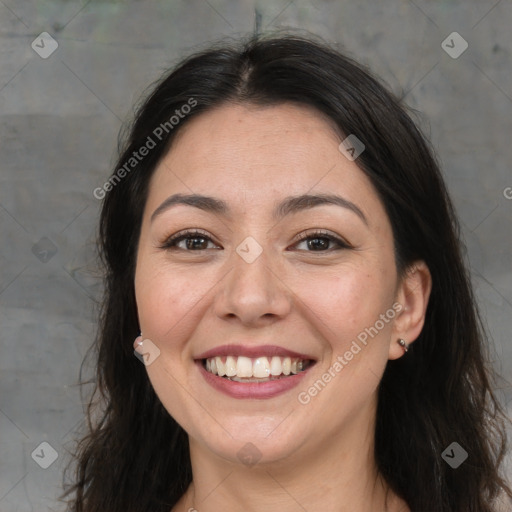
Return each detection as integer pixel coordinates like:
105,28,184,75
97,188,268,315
195,344,316,399
204,355,313,382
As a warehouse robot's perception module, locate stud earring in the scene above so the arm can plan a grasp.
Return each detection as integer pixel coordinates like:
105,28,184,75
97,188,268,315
133,332,143,349
398,338,409,353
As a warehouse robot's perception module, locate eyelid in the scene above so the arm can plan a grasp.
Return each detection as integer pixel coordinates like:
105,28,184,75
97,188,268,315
159,228,352,252
292,229,352,249
158,229,221,250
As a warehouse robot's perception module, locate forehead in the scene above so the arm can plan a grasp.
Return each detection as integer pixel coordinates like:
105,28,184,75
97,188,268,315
146,103,385,224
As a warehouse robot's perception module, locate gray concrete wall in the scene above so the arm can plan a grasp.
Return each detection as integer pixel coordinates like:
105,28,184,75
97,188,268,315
0,1,511,510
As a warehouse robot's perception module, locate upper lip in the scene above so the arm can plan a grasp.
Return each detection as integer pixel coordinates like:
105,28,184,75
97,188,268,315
195,344,316,361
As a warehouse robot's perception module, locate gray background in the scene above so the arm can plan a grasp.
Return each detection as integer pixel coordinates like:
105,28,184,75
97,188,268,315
0,0,511,510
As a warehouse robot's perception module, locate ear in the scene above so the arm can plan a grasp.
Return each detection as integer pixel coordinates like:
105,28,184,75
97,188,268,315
389,260,432,360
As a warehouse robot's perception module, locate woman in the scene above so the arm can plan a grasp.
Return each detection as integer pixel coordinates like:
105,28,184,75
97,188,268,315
61,34,512,511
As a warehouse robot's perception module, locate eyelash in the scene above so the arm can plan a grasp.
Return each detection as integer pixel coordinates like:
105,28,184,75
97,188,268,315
159,229,351,252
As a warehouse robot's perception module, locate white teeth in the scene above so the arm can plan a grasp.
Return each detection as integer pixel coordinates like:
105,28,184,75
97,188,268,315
253,357,270,378
225,356,237,377
216,356,226,377
270,356,282,376
282,357,291,376
236,356,253,377
204,355,309,379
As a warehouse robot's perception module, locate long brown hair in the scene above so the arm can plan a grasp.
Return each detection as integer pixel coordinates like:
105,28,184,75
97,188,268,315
60,34,512,511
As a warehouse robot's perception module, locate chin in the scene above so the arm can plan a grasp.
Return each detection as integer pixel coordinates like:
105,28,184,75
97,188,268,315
189,415,307,466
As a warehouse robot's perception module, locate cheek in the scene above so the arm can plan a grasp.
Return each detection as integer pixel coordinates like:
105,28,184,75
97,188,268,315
297,264,395,354
134,261,211,428
134,259,209,344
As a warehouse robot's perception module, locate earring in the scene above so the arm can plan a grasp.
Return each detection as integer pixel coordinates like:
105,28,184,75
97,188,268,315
398,338,409,353
133,332,143,349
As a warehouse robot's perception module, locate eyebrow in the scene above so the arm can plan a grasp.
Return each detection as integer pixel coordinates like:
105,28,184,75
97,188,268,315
150,192,368,225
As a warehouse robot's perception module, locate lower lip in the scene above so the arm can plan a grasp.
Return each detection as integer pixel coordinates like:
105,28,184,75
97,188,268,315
196,360,312,399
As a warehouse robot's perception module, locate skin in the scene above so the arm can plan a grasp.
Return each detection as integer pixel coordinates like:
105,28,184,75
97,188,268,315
134,103,432,512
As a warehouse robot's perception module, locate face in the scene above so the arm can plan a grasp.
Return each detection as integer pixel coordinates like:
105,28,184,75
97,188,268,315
134,102,406,466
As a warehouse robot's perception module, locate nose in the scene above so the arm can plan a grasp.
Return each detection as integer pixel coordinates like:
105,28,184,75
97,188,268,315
213,246,292,327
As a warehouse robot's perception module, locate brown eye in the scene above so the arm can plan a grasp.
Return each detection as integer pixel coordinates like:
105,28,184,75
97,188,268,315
293,230,351,252
160,230,220,251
